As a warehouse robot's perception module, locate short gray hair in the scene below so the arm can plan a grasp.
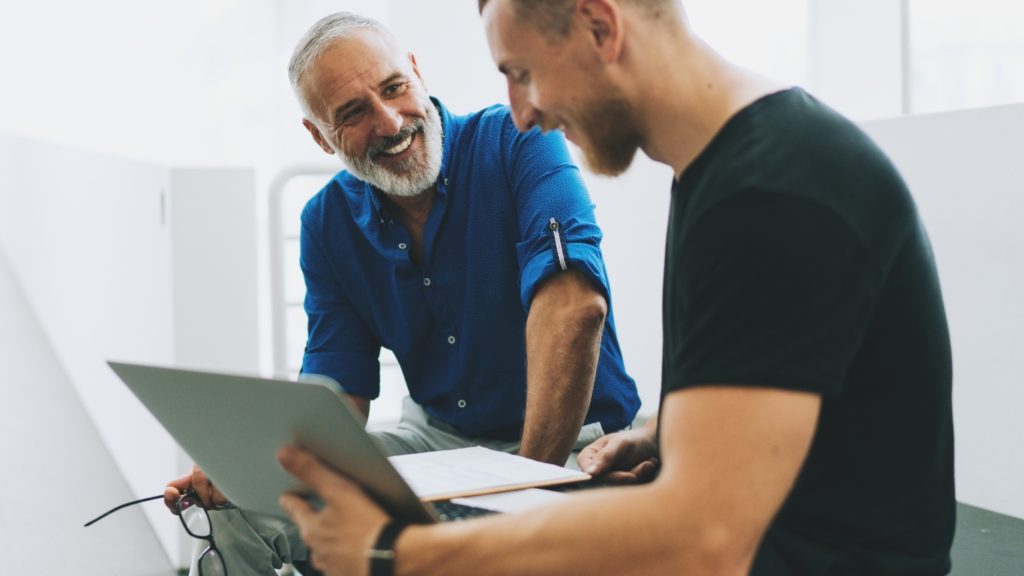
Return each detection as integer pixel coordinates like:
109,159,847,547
288,12,386,89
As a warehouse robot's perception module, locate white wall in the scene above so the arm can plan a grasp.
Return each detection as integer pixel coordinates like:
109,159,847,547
862,104,1024,520
0,0,281,168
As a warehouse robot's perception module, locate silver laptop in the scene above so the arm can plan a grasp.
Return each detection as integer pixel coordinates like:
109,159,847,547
108,361,441,524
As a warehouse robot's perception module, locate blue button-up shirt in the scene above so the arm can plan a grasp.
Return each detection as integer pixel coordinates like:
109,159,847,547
300,98,639,438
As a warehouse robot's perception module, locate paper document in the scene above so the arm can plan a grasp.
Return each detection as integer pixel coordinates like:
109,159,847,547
451,488,569,513
388,446,590,501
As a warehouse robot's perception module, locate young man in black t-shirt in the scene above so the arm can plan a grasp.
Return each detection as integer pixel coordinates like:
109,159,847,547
272,1,956,575
661,88,954,574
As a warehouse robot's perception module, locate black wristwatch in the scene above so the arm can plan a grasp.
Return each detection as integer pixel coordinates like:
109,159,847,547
367,521,407,576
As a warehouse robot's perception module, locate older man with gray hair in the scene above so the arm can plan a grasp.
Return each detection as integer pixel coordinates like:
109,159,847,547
162,10,640,576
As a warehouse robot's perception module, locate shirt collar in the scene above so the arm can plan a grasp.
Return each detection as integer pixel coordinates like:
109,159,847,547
434,96,455,191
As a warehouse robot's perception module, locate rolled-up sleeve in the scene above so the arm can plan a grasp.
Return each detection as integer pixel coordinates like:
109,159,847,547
507,123,611,309
299,218,381,398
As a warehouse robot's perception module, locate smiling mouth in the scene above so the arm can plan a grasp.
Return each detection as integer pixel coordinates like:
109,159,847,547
379,131,416,157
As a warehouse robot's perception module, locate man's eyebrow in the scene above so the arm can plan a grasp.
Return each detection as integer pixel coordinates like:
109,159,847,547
330,72,409,125
377,72,407,88
332,97,364,126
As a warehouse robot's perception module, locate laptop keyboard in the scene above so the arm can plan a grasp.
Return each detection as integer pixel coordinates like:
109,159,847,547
429,480,605,522
431,501,498,522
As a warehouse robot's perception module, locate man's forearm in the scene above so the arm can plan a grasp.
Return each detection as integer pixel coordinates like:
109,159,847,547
397,484,670,576
519,269,607,464
394,479,751,576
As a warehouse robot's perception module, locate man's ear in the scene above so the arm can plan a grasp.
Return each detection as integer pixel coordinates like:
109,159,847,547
303,119,335,155
409,52,428,92
577,0,624,63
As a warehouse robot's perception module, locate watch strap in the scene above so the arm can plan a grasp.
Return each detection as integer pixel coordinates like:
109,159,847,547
367,521,407,576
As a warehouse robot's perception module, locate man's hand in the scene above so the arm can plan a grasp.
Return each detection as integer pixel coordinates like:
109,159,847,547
278,445,391,576
577,419,659,484
163,464,229,514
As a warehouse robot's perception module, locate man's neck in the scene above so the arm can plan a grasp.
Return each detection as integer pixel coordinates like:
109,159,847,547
627,29,785,178
380,186,436,228
377,185,436,267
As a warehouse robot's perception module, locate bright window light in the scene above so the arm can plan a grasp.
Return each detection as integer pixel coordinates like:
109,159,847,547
910,0,1024,113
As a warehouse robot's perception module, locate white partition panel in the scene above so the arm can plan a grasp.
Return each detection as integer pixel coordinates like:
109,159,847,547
169,167,261,565
170,168,260,375
0,138,263,568
0,249,174,575
0,135,180,564
862,105,1024,519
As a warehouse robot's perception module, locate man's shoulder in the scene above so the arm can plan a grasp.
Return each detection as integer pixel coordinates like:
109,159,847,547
446,101,571,168
444,102,516,146
683,90,916,246
300,171,358,227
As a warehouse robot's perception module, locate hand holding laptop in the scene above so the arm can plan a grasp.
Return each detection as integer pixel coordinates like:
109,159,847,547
278,444,391,574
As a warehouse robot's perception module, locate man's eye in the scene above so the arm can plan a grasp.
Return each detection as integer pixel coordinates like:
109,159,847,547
340,107,366,125
384,82,407,96
510,70,530,85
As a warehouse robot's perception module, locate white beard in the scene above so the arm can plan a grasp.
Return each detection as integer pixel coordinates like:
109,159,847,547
338,103,443,198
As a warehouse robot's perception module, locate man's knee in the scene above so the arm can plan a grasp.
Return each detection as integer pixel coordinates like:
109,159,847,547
199,508,304,576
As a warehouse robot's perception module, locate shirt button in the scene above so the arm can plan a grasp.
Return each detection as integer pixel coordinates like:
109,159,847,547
457,399,467,408
398,242,407,250
423,277,431,286
447,335,456,344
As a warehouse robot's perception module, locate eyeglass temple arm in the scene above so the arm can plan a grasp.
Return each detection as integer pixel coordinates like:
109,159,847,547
83,494,165,527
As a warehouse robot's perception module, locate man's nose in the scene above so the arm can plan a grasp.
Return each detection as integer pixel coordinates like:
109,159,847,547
508,85,540,132
372,100,405,137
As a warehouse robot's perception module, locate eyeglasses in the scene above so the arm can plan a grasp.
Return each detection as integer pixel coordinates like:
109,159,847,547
85,490,227,576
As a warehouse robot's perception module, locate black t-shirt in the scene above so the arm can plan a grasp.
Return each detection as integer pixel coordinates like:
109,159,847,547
663,89,955,575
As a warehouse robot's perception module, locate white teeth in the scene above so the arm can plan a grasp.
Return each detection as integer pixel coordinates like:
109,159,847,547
381,133,414,156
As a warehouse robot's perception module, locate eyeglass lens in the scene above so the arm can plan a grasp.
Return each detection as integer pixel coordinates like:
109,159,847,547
177,493,227,576
198,547,227,576
177,493,212,539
